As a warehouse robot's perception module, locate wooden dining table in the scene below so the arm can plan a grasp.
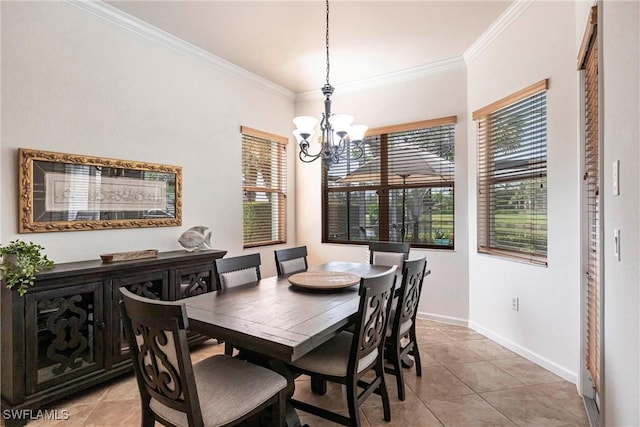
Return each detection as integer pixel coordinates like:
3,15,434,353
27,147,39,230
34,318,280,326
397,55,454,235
184,261,394,363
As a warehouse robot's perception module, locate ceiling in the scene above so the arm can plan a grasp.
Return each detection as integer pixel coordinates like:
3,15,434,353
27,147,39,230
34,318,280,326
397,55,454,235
106,1,512,94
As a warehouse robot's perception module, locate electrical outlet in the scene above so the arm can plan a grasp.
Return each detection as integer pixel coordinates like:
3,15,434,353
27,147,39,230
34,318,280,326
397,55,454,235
511,297,519,311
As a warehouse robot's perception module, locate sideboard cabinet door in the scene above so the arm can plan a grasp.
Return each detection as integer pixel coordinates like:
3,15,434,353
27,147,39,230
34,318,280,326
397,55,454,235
111,271,168,365
24,281,105,395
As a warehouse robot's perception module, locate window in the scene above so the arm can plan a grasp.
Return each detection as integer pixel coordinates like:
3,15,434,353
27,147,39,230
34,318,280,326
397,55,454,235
241,126,287,248
322,117,456,248
473,79,548,265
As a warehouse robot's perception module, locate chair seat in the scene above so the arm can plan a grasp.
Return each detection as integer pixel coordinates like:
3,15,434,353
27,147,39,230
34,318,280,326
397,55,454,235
150,354,287,427
290,331,378,377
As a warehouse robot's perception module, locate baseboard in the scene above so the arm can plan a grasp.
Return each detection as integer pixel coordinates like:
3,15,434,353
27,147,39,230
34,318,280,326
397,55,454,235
468,321,578,384
416,311,468,327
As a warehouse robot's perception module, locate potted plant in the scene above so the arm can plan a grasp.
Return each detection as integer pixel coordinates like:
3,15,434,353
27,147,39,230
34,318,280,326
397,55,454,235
0,240,55,296
434,230,451,245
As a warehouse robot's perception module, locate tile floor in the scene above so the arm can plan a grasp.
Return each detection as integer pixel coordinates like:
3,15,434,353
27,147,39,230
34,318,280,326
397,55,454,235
19,319,589,427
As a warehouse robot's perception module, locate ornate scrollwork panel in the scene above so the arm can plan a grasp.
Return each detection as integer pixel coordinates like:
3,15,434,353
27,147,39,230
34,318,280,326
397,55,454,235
133,323,182,400
38,295,90,375
130,281,161,299
360,289,391,352
180,272,208,297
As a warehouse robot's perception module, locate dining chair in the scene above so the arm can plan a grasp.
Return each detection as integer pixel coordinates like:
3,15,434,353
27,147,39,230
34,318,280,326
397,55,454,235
214,253,262,355
119,288,287,427
214,253,261,290
274,246,308,276
368,241,410,268
384,256,429,401
289,267,397,427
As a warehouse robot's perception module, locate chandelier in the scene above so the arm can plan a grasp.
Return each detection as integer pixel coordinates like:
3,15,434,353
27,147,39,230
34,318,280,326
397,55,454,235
292,0,367,164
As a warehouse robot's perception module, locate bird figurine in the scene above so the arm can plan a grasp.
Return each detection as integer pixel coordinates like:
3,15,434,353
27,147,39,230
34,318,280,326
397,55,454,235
178,226,212,252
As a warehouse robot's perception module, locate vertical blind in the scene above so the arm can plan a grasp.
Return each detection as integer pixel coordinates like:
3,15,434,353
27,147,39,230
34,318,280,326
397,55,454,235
323,117,456,247
579,5,601,396
474,80,548,265
241,126,287,248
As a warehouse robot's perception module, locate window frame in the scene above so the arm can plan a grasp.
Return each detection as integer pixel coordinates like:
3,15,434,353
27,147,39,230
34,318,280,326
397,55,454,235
241,126,288,248
473,79,549,266
321,116,457,249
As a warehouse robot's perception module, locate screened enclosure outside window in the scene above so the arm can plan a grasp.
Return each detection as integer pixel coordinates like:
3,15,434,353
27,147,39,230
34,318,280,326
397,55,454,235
241,126,287,248
473,80,548,265
322,117,456,248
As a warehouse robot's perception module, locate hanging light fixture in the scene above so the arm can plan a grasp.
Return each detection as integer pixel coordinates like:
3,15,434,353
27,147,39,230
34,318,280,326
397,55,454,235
292,0,367,164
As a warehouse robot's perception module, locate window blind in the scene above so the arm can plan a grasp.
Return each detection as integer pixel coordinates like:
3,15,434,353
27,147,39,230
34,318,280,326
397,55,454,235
474,80,548,265
579,5,601,396
323,117,456,247
241,126,287,248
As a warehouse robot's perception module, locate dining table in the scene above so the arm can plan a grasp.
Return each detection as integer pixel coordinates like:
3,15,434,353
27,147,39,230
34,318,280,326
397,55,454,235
183,261,395,426
184,261,393,362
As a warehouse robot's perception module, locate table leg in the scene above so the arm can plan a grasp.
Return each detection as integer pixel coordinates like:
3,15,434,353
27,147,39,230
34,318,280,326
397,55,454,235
310,374,327,395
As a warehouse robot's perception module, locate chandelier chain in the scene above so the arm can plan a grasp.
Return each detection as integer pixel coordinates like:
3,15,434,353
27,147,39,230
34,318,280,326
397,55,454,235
325,0,330,86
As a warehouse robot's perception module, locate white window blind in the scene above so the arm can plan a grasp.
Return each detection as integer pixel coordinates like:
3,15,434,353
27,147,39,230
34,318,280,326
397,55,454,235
579,5,601,396
474,80,548,265
241,126,287,248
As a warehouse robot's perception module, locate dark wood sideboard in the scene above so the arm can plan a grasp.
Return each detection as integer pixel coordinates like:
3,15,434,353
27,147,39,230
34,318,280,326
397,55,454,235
1,249,226,425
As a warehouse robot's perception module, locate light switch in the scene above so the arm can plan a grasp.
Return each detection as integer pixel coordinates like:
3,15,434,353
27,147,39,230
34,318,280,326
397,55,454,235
613,160,620,195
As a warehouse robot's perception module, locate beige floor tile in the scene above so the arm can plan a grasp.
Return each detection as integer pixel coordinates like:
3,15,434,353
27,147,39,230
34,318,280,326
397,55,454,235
491,357,563,385
425,394,516,426
364,402,443,427
423,341,487,365
405,366,475,400
82,400,141,427
101,374,139,402
481,385,589,427
528,381,591,420
457,339,518,360
446,361,524,393
298,409,372,427
440,328,487,341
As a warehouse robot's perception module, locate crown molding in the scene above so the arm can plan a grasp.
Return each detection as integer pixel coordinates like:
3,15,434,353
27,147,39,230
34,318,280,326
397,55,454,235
463,0,535,65
65,0,295,101
296,56,466,102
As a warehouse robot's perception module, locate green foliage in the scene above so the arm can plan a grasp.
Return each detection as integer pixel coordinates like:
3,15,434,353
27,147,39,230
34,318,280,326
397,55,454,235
0,240,54,296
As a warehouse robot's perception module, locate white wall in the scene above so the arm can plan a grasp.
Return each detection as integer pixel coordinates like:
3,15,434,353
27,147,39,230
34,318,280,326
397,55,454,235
295,67,470,324
466,1,581,381
0,1,296,277
601,1,640,425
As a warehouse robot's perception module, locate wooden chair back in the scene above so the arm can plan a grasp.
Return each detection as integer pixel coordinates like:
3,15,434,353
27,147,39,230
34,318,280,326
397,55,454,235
393,257,427,337
119,287,203,426
274,246,308,276
368,241,410,267
214,253,261,290
350,267,397,377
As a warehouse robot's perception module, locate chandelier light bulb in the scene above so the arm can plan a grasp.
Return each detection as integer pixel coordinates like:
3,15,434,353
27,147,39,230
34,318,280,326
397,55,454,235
348,124,368,142
293,116,319,136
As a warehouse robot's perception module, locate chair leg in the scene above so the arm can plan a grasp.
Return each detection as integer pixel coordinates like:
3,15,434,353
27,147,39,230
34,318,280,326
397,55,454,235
272,389,287,427
393,342,406,401
377,363,391,422
346,380,361,427
224,342,234,356
410,329,422,377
